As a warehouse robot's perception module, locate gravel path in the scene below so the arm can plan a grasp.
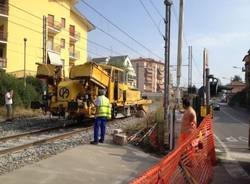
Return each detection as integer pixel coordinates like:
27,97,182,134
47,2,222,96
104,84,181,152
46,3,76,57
0,116,145,175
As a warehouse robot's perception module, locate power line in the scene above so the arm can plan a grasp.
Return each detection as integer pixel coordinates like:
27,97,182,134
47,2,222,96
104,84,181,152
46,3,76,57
7,20,101,58
7,2,120,57
138,0,164,38
8,1,162,60
149,0,164,19
96,27,144,57
80,0,164,60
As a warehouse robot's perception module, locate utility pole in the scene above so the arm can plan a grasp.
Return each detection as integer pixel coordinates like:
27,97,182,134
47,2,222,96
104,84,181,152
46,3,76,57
23,38,27,88
164,0,172,149
203,48,208,106
176,0,184,106
205,49,210,112
43,16,47,64
188,46,192,93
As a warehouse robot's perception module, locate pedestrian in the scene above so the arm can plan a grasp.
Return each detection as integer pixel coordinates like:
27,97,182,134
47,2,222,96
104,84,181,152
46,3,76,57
177,98,197,145
91,88,111,145
5,89,14,121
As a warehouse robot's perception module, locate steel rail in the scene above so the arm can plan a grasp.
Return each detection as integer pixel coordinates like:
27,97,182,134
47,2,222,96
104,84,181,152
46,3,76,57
0,127,92,156
0,126,68,142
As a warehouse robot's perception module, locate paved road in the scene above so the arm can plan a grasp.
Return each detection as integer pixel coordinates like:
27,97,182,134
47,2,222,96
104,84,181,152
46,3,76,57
213,104,250,184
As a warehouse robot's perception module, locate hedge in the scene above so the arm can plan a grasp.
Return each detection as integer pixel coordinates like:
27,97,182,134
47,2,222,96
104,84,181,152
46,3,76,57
0,70,42,108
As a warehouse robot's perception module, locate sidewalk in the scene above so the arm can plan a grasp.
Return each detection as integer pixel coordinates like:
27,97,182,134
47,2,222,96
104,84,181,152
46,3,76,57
0,136,159,184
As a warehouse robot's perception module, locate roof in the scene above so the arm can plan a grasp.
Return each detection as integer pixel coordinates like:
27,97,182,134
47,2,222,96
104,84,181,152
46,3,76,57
71,1,95,32
131,57,164,65
92,57,110,64
227,81,245,87
108,55,129,68
92,55,136,76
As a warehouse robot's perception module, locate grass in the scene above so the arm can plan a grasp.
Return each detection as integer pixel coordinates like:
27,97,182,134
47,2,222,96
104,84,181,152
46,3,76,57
123,107,168,155
0,106,42,120
123,109,161,135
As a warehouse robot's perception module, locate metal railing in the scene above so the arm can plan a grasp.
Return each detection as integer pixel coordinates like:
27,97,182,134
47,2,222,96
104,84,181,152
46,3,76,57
69,50,80,60
0,31,7,42
70,31,81,41
0,4,8,16
0,58,7,68
47,19,61,32
47,43,61,53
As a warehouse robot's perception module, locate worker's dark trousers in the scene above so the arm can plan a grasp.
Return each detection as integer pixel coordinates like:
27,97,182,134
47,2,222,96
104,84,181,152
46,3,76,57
94,117,107,142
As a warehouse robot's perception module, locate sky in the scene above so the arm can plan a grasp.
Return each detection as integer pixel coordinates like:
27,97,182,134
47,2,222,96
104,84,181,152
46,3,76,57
76,0,250,87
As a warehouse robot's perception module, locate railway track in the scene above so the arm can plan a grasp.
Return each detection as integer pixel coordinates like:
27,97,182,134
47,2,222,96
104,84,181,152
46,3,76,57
0,114,147,175
0,126,92,156
0,116,131,156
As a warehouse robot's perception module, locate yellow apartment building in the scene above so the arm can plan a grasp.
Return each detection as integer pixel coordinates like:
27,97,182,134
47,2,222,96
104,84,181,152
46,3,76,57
0,0,95,77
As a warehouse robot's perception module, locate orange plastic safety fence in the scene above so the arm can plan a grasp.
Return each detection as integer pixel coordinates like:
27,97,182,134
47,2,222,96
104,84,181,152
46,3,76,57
130,115,216,184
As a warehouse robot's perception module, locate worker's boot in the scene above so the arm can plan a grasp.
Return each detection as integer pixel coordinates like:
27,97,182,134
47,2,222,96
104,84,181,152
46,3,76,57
90,141,98,145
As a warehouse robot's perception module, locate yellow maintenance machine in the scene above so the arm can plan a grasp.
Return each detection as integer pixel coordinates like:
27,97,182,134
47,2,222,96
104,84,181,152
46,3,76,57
31,62,151,120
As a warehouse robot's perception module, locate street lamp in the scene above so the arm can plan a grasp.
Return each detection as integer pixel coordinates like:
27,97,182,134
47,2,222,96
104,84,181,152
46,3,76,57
233,66,245,72
24,38,27,88
233,66,241,69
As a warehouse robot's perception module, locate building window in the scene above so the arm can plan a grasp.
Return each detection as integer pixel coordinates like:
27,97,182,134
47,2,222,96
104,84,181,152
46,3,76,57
61,18,65,28
60,38,65,48
48,14,54,26
69,25,75,36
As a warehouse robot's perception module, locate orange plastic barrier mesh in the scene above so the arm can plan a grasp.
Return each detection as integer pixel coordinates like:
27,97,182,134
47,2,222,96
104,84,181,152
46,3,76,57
130,115,216,184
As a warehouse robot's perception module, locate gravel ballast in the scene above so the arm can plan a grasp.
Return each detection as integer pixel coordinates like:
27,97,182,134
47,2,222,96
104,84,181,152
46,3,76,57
0,116,146,175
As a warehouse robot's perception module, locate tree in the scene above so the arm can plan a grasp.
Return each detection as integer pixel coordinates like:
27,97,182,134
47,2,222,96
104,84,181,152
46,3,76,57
232,75,242,82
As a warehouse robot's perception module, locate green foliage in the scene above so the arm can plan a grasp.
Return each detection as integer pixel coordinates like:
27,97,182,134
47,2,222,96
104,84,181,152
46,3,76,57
232,75,242,82
0,70,42,108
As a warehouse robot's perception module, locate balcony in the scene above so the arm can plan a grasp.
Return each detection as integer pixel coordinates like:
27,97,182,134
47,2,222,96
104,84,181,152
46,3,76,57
70,31,80,42
0,57,6,68
48,19,61,34
0,31,7,43
47,43,61,54
145,68,153,75
157,74,164,80
0,4,8,17
69,50,80,60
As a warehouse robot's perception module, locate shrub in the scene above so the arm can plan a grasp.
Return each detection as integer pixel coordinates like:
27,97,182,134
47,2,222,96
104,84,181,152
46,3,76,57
0,70,42,108
228,89,247,107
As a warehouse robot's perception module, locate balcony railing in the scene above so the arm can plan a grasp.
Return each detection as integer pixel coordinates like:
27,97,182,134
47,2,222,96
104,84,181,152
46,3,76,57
145,68,153,74
70,31,81,42
0,4,8,16
0,58,7,68
47,43,61,53
0,31,7,42
69,50,80,60
48,19,61,34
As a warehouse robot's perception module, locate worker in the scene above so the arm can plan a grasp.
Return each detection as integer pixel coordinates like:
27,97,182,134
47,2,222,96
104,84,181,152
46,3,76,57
178,98,197,145
91,88,111,145
5,89,14,121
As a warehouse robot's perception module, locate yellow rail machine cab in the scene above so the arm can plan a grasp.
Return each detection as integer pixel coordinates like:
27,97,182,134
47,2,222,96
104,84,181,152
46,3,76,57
100,64,151,118
67,62,111,119
31,63,63,113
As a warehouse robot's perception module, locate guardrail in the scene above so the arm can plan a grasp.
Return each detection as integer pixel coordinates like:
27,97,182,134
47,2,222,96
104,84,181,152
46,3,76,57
130,115,216,184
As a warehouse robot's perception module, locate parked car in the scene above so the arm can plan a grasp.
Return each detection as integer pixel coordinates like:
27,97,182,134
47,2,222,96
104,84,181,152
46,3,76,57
213,103,220,111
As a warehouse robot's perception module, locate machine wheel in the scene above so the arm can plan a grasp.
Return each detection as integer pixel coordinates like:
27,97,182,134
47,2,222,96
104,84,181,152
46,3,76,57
136,109,146,118
124,106,131,117
112,104,118,119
